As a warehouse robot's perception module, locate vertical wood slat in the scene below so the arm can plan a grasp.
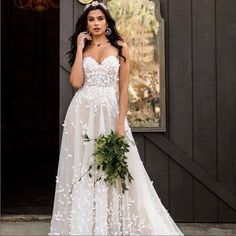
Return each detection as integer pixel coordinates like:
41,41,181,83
145,139,170,210
155,0,172,214
133,133,145,164
217,0,236,195
60,0,74,139
216,0,236,222
72,0,84,98
192,0,218,222
168,0,193,221
74,0,84,31
219,200,236,222
60,0,73,71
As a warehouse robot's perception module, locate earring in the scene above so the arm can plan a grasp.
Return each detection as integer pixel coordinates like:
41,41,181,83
105,27,112,35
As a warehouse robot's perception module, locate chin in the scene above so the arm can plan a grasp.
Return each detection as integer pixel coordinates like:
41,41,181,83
92,31,104,36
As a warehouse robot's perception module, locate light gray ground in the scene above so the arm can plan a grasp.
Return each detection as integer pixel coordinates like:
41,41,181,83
1,215,236,235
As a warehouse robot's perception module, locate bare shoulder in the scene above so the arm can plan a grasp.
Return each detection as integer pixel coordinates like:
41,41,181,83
117,40,129,60
117,40,128,48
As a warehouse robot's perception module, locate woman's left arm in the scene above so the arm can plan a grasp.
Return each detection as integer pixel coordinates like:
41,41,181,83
116,42,130,137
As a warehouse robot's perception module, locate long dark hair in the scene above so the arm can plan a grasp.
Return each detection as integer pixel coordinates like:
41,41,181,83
67,3,126,67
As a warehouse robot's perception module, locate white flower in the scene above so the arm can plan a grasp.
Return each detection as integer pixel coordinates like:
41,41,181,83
84,1,108,11
91,1,99,7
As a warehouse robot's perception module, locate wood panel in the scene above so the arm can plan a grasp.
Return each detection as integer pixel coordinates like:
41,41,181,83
145,139,170,210
168,0,193,221
144,133,236,210
216,0,236,222
60,0,74,138
133,133,145,164
192,0,218,222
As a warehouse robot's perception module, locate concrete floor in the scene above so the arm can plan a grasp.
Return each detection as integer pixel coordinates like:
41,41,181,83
1,215,236,235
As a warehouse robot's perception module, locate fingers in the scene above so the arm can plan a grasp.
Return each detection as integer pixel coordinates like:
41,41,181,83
85,35,92,41
78,31,92,40
85,32,92,40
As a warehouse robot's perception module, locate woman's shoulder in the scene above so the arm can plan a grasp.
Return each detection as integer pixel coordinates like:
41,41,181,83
117,39,128,48
116,39,129,61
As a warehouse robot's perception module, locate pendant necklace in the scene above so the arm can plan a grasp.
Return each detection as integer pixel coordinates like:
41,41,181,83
96,40,110,47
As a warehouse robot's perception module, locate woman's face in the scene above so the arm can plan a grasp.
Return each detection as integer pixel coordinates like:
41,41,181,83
87,9,107,36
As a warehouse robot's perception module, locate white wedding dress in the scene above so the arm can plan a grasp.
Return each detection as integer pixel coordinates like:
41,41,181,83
49,55,184,235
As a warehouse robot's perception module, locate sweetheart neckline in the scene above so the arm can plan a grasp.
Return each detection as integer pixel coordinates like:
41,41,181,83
83,55,119,65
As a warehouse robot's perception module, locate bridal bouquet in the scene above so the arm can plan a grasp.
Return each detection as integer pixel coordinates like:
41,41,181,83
72,130,135,194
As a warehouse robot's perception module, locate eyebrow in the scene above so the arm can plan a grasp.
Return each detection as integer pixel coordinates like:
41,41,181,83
88,15,104,18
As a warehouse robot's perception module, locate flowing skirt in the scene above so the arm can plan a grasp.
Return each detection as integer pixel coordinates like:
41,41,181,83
49,86,184,235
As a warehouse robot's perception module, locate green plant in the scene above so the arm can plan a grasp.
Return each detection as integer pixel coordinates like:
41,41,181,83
93,130,134,193
69,130,135,195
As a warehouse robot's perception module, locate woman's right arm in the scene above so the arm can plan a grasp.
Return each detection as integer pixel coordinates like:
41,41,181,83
69,32,91,89
69,47,84,89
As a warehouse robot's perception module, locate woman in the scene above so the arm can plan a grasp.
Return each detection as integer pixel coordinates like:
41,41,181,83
49,1,184,235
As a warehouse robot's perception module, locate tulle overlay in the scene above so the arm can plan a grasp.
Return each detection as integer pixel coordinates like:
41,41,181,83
49,56,184,235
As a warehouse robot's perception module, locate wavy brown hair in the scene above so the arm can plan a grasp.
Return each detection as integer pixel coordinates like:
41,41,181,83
67,3,126,67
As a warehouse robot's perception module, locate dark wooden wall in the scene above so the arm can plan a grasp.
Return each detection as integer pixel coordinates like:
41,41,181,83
2,0,59,214
60,0,236,222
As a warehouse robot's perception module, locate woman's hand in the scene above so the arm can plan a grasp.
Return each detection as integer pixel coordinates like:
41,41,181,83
77,31,92,50
115,121,125,138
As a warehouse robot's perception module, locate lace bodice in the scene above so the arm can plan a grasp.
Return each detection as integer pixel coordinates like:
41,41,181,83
82,55,120,88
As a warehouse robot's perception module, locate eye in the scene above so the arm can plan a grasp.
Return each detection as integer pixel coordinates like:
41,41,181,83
98,16,104,20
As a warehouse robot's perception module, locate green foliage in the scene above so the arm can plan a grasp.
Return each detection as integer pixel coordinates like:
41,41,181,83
84,130,134,194
93,130,133,193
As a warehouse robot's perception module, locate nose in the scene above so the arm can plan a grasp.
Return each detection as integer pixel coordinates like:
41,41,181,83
94,19,99,25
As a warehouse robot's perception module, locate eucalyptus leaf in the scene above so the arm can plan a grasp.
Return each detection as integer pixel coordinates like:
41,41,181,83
78,130,135,193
